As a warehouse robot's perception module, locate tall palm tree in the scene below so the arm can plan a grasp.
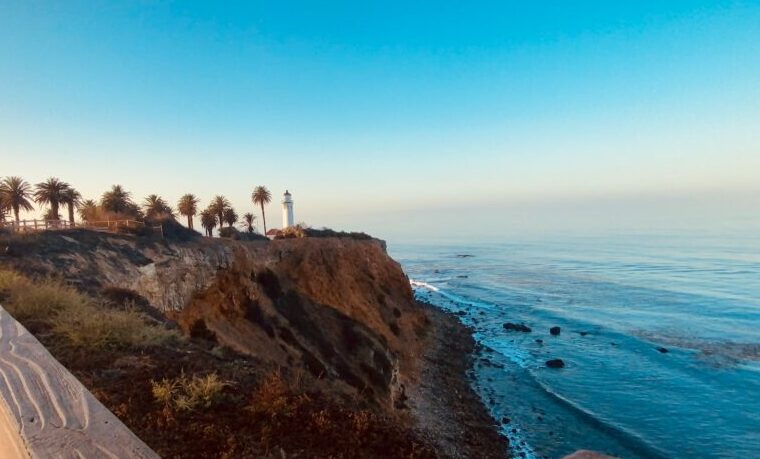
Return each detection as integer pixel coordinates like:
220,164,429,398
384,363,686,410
0,176,35,224
143,194,173,219
242,212,256,233
100,185,133,215
60,187,82,225
34,177,70,222
223,208,238,228
77,199,99,222
177,194,199,229
251,186,271,235
208,195,230,231
200,209,217,237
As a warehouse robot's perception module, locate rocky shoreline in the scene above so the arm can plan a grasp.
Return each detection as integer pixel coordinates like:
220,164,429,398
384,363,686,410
408,301,510,459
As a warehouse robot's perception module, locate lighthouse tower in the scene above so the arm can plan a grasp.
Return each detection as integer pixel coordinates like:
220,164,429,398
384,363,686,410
282,190,294,229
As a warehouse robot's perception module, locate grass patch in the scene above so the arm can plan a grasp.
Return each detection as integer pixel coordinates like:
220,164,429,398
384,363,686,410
151,372,229,412
0,268,177,349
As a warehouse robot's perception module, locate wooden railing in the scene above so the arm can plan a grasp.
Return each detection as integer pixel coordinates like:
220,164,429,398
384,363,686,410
0,219,163,238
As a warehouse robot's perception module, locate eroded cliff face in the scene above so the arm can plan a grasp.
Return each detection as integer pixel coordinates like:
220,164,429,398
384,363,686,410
0,230,429,407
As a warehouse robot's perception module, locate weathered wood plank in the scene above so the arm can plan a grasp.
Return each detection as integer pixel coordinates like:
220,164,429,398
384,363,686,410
0,305,160,459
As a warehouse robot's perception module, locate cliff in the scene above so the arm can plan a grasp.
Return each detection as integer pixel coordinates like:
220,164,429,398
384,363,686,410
1,229,429,408
0,228,508,458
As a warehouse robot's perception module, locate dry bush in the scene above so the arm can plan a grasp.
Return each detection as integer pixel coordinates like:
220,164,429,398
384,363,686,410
151,372,229,412
0,268,176,349
53,303,177,349
250,371,309,421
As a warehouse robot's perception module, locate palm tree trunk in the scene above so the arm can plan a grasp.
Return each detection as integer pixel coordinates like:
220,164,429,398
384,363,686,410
51,203,59,221
68,204,75,224
13,206,19,224
187,215,192,229
260,203,266,234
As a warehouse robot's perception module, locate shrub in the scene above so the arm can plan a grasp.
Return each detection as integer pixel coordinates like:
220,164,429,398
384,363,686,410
53,303,176,349
0,268,176,349
151,372,229,412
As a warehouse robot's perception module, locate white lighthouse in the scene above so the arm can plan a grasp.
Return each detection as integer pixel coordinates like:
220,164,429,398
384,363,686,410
282,190,294,229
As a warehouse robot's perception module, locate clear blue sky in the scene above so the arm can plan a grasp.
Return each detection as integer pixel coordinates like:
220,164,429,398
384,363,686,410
1,1,759,242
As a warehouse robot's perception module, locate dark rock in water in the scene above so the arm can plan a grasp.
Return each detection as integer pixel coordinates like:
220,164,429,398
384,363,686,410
501,417,511,424
578,331,589,336
535,339,544,344
550,326,561,336
657,347,669,353
545,359,565,368
455,254,474,258
503,322,532,333
457,275,469,278
456,310,467,316
511,428,518,434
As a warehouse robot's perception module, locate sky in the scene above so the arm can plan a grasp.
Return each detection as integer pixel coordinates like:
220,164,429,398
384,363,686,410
1,1,759,242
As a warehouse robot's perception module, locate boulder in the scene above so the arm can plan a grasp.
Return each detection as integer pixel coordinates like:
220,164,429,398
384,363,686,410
503,322,532,333
657,347,669,353
545,359,565,369
550,326,561,336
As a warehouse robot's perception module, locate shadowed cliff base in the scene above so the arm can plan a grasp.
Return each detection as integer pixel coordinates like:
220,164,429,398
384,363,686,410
0,228,509,458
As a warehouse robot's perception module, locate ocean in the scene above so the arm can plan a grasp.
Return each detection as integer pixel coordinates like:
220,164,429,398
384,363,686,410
390,232,760,459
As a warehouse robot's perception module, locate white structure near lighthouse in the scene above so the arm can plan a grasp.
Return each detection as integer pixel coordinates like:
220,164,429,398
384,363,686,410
282,190,294,229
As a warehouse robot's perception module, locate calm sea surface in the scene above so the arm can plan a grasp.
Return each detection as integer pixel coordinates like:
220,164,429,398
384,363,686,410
391,232,760,459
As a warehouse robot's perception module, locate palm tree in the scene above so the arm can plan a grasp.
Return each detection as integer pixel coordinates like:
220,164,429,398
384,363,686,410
34,177,70,222
251,186,271,235
177,194,199,229
208,195,230,231
242,212,256,233
60,187,82,225
223,208,238,228
0,176,35,224
100,185,133,215
78,199,99,222
200,209,217,237
143,194,173,219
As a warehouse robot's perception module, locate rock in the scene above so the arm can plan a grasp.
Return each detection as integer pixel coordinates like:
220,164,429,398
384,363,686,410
578,331,589,336
545,359,565,369
535,339,543,344
550,326,561,336
657,347,669,353
503,322,532,333
562,450,618,459
501,417,510,424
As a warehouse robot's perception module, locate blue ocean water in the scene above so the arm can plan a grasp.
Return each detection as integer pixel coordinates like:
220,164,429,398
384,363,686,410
391,232,760,459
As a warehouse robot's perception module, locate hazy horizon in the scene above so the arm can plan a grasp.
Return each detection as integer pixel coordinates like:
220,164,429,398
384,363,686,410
2,1,759,242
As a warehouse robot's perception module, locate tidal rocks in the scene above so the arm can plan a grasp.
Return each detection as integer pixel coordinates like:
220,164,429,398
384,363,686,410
501,417,511,424
545,359,565,369
503,322,532,333
657,347,669,353
535,339,543,344
550,326,561,336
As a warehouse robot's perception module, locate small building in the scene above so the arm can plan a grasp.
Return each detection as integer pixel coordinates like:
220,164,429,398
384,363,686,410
282,190,294,229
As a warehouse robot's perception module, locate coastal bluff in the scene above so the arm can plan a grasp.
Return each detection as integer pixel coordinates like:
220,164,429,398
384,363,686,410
0,227,509,457
0,304,158,459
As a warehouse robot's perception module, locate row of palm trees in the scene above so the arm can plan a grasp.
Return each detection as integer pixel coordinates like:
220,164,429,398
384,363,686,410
0,176,274,237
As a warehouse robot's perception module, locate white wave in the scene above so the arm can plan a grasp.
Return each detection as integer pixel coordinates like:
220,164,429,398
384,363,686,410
410,279,440,292
410,279,497,311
